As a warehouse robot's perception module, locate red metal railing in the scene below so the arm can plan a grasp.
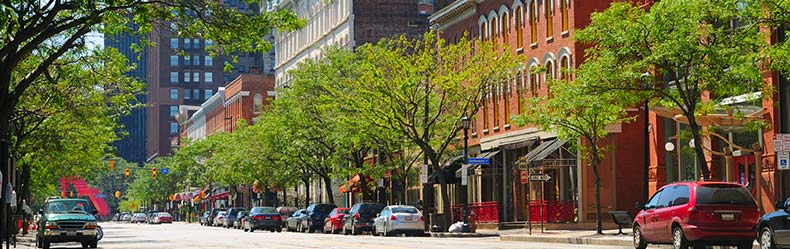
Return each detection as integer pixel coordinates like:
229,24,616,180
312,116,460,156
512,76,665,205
450,201,500,223
526,200,576,223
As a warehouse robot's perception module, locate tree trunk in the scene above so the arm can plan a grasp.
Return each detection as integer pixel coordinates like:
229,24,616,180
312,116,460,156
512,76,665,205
322,176,334,204
592,159,603,235
303,179,311,206
359,173,369,201
687,117,710,180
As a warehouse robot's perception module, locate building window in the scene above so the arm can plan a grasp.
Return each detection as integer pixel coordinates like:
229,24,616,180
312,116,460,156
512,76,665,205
170,55,178,66
192,55,199,66
193,71,200,83
205,56,213,66
184,88,191,99
501,11,509,42
493,84,499,127
205,39,213,47
184,71,191,83
503,80,510,125
559,55,570,80
529,0,537,43
193,89,200,100
480,17,488,41
545,0,553,38
170,88,179,100
184,39,191,49
205,89,213,99
545,60,555,97
193,39,200,49
254,93,263,113
170,38,178,49
205,72,213,83
184,55,191,66
490,16,497,45
170,72,179,83
170,106,178,117
518,71,525,114
561,0,569,32
530,66,539,96
516,6,524,48
482,95,489,130
170,122,178,134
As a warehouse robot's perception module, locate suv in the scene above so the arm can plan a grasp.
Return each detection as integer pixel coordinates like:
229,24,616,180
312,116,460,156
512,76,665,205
343,202,385,235
301,203,337,233
36,198,99,249
224,207,246,228
633,181,759,249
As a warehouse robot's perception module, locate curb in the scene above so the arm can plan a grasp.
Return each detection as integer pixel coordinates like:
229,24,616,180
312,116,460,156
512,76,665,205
431,232,499,238
500,234,632,247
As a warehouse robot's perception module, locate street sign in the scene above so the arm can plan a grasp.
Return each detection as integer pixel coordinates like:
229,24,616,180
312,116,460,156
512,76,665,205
779,151,790,171
467,157,491,165
520,171,529,184
529,174,552,182
161,167,170,175
461,165,469,186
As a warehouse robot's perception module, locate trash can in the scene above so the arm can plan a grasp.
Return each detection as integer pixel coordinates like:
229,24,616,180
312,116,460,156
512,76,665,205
430,213,446,232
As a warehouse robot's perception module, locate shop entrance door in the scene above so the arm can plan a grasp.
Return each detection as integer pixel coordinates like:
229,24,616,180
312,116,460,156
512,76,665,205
733,155,756,195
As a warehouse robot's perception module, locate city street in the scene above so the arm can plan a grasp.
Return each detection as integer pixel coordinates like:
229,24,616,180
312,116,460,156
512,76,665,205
30,222,640,249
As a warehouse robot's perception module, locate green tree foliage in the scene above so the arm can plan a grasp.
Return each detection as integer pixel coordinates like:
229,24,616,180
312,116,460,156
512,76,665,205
574,0,767,179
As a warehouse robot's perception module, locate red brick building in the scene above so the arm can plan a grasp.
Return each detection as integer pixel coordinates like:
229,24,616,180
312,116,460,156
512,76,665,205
223,74,276,131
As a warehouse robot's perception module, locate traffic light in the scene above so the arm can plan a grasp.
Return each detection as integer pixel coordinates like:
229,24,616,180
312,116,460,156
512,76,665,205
108,159,115,171
151,167,157,178
115,191,121,199
125,168,130,178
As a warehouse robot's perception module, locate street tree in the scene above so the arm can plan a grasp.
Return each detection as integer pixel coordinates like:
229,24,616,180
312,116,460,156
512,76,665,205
347,32,522,227
574,0,767,179
514,75,639,235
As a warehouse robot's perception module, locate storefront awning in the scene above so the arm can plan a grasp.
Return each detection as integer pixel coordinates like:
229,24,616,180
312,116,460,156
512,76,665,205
521,139,568,167
429,155,464,184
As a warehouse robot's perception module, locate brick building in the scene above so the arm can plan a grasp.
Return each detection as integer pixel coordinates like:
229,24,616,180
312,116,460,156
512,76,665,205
223,74,276,131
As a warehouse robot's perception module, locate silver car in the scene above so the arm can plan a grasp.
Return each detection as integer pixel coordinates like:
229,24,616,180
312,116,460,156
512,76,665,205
372,205,424,236
213,211,227,227
131,213,147,223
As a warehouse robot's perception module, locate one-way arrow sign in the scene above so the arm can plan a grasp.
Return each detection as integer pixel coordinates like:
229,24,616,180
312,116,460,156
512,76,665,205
529,174,552,182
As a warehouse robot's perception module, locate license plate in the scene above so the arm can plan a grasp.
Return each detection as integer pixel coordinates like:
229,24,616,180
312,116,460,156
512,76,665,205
721,214,735,221
66,230,77,236
265,216,270,220
404,217,413,221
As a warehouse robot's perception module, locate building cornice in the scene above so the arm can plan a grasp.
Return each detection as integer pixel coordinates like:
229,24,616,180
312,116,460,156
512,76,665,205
429,0,476,27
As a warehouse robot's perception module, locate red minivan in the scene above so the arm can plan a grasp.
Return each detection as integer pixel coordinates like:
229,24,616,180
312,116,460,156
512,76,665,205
633,181,759,249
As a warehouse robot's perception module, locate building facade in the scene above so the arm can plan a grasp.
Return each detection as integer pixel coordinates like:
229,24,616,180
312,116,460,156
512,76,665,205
223,74,276,132
104,27,149,167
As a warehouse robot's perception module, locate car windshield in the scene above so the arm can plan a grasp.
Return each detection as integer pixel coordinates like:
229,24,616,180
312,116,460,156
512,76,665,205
696,185,756,206
391,207,419,214
158,213,171,217
312,204,335,214
359,204,385,214
251,207,277,214
46,200,91,214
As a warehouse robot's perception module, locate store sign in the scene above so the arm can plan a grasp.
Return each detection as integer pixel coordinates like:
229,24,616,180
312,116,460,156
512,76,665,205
778,151,790,171
461,165,469,186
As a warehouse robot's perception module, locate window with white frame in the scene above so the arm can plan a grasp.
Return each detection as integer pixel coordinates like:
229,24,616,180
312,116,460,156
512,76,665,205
184,88,191,99
184,70,191,83
204,72,213,83
205,56,213,66
170,106,178,117
170,122,178,134
170,72,179,83
184,55,191,66
205,89,213,99
184,39,191,49
170,38,178,49
169,88,179,100
193,71,200,83
170,55,178,66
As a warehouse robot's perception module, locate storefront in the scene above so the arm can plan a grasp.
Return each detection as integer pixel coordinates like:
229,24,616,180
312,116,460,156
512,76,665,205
516,139,578,223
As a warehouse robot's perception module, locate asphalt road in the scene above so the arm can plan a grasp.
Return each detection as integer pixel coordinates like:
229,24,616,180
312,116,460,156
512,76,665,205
26,222,640,249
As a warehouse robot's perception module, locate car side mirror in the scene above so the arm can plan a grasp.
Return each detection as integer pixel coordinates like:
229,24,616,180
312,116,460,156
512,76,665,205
635,202,645,210
775,201,786,210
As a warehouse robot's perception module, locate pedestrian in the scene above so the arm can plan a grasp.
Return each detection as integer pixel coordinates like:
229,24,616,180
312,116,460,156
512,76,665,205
20,200,30,235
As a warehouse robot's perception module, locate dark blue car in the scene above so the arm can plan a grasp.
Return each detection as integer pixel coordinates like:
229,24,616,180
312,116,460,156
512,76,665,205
758,197,790,249
224,207,246,229
301,203,337,233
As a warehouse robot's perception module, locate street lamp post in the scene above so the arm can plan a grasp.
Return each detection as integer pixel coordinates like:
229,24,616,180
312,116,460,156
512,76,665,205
461,116,471,233
641,73,650,202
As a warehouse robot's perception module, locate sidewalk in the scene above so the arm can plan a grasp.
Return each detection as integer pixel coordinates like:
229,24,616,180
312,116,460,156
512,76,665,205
499,229,760,249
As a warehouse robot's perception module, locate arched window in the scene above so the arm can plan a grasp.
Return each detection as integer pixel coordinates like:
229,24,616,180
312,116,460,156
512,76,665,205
559,55,570,80
254,93,263,113
503,79,510,125
560,0,569,32
515,5,524,48
545,60,555,97
517,71,525,114
490,16,498,45
482,91,489,130
493,83,500,127
501,11,509,42
529,66,539,96
529,0,537,43
479,17,488,41
545,0,553,38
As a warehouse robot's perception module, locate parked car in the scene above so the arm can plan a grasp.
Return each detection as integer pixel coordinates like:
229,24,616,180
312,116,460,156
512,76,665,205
244,207,282,232
152,212,173,224
633,181,759,249
286,209,307,232
233,211,247,229
300,203,337,233
277,207,298,228
146,211,160,224
112,213,120,222
373,205,424,236
121,213,132,222
36,198,99,249
323,208,350,234
343,202,385,235
213,211,227,227
757,196,790,249
207,208,226,226
199,211,210,226
224,207,246,229
131,213,147,223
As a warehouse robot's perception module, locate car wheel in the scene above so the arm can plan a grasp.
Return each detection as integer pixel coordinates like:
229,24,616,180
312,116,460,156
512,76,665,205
90,240,98,248
383,225,388,237
352,222,359,236
343,225,349,235
633,225,648,249
760,227,777,249
307,221,314,233
243,228,249,232
672,226,690,249
81,242,89,248
330,225,335,234
249,228,254,233
372,226,378,236
42,239,50,249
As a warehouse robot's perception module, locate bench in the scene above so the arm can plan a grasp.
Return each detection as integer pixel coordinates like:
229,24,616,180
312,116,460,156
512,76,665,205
608,211,633,235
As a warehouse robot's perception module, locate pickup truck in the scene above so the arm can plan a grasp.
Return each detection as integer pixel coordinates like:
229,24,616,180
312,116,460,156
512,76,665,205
36,198,99,249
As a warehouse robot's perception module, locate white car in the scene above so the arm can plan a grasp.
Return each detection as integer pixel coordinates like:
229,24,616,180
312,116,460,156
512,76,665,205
372,205,424,236
213,211,227,227
131,213,147,223
152,212,173,224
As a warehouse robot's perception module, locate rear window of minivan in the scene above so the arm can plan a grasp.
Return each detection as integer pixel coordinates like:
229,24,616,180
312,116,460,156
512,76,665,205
696,185,756,206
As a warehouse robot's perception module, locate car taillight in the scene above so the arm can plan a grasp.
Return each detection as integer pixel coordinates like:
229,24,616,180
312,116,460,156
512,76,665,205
354,213,360,219
390,215,397,221
253,215,264,220
273,215,281,220
687,206,697,224
419,216,425,222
